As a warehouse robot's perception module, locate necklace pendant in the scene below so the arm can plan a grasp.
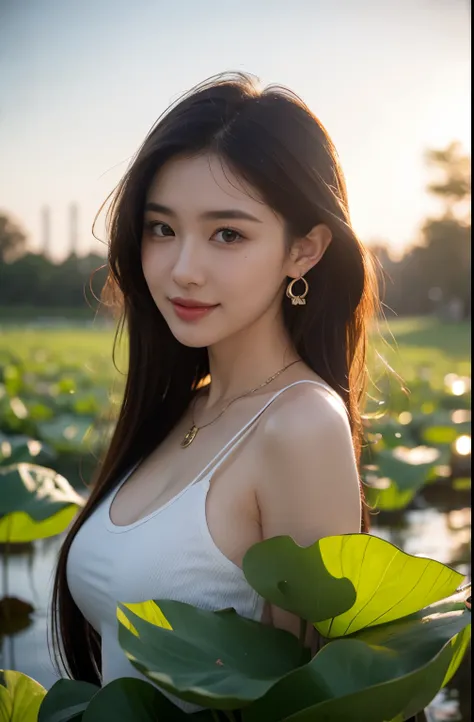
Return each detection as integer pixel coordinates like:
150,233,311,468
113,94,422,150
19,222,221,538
181,425,199,448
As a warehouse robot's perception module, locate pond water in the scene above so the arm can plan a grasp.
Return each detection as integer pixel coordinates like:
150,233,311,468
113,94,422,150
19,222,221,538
1,493,471,721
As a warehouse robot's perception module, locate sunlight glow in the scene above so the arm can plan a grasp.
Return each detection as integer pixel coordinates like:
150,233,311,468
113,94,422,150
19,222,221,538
455,435,471,456
445,374,471,396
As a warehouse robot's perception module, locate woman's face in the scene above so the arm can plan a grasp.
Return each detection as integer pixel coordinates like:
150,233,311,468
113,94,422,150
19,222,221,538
141,153,292,349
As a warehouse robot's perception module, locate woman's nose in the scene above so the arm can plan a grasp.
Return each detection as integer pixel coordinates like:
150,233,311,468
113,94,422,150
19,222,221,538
170,240,206,287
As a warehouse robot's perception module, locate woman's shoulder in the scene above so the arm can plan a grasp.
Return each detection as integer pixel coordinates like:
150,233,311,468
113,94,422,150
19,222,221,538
261,371,349,438
253,374,361,540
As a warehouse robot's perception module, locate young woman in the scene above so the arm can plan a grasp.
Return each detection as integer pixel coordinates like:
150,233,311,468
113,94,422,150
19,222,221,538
50,71,379,713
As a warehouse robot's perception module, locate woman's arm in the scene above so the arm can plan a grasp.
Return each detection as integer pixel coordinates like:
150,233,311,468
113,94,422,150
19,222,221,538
256,386,362,646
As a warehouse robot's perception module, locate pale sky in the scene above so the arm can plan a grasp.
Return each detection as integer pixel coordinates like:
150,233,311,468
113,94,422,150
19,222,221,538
0,0,470,261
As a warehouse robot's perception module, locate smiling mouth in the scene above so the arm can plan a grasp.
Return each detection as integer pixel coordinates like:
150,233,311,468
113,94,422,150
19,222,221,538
169,300,219,321
171,300,218,309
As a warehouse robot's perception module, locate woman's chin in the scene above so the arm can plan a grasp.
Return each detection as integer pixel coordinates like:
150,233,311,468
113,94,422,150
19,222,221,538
168,324,222,349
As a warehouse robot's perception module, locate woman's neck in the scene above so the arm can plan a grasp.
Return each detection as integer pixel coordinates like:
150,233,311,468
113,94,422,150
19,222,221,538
203,315,300,409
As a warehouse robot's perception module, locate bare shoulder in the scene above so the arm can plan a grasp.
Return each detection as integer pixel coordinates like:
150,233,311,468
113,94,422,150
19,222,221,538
261,379,351,440
255,380,361,546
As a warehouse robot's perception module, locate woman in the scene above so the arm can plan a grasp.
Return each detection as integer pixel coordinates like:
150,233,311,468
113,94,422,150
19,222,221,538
50,71,379,714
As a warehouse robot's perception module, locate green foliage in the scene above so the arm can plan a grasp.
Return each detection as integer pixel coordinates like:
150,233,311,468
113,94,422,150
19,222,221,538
0,433,56,467
361,356,471,511
0,216,27,264
242,535,463,637
0,318,470,512
0,251,107,309
37,678,212,721
2,535,468,722
242,536,357,625
0,338,124,488
362,444,446,511
372,142,471,317
37,679,99,722
242,611,469,722
118,601,303,710
0,318,470,720
80,678,211,721
0,669,46,721
0,463,84,543
424,141,471,211
111,535,470,721
0,534,471,722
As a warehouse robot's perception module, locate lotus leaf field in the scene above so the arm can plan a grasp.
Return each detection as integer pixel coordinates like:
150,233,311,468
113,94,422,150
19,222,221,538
0,316,471,721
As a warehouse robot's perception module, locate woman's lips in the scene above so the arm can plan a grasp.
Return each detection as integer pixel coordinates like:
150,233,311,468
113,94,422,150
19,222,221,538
170,300,219,321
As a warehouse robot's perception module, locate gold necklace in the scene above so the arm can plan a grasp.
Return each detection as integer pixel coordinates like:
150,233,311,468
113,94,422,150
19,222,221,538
180,359,302,448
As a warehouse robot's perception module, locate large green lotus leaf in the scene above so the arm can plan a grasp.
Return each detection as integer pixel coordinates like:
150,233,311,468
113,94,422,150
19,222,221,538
0,463,84,542
404,584,470,617
317,536,464,638
0,507,79,543
38,415,94,452
363,442,450,510
242,536,357,623
401,585,472,688
242,607,470,722
0,669,46,722
242,534,463,637
370,447,440,492
440,625,471,688
38,679,99,722
117,599,304,710
407,582,471,619
117,600,173,633
363,478,417,512
82,678,212,721
0,433,56,467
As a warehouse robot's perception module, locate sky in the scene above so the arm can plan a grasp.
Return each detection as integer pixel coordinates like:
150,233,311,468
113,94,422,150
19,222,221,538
0,0,470,261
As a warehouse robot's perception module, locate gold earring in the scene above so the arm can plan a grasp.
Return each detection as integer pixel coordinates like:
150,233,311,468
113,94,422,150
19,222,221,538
286,276,309,305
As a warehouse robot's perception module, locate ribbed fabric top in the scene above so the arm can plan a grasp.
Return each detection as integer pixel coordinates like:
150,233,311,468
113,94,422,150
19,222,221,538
66,379,345,713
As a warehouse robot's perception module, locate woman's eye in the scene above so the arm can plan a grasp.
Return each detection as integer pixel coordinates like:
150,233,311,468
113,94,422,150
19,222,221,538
214,228,243,244
147,221,175,237
144,221,243,244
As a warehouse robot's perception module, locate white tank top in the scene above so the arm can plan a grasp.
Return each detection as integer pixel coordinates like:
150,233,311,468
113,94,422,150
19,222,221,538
66,379,346,713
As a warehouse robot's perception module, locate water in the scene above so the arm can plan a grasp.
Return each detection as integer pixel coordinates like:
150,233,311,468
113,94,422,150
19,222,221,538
1,503,471,719
1,536,60,690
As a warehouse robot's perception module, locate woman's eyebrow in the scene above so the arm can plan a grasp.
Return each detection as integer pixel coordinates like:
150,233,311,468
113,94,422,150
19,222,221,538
144,202,263,223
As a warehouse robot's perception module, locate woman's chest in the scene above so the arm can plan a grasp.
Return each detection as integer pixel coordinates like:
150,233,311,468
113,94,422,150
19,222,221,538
109,415,265,570
67,479,265,634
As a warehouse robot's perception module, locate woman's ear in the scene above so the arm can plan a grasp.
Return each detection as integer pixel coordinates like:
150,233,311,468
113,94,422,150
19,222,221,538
286,223,332,277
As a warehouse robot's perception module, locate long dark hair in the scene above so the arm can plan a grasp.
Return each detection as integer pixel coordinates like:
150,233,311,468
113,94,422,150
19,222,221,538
50,71,380,685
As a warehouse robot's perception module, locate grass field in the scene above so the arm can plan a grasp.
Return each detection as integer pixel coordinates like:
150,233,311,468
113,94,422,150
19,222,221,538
0,315,470,383
371,316,470,388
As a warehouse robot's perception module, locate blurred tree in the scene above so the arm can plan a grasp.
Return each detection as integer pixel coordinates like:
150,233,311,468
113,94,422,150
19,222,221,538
0,249,108,312
0,213,27,263
424,141,471,222
419,142,471,318
375,143,471,318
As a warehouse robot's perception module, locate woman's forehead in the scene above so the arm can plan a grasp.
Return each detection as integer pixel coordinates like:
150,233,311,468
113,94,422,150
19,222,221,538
146,153,267,216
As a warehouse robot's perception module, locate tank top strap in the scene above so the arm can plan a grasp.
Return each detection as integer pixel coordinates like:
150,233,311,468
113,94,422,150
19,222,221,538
194,379,346,485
